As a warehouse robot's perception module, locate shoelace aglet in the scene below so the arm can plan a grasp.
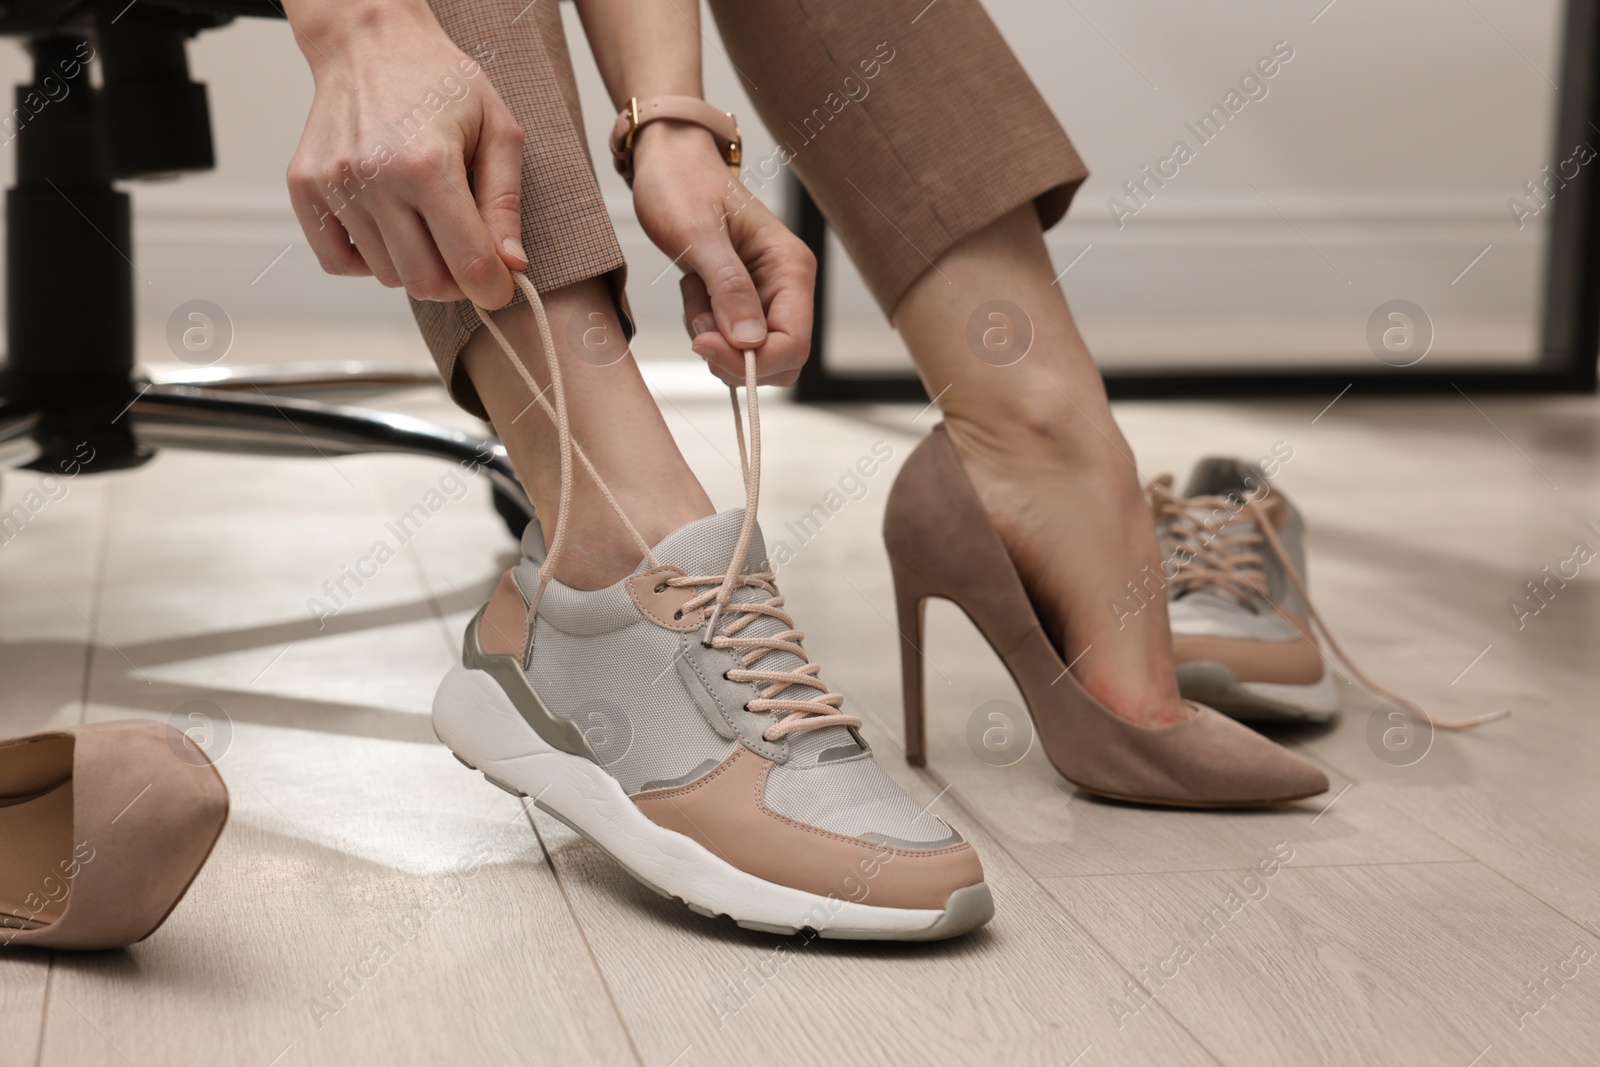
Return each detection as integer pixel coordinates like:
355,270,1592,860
1408,702,1511,731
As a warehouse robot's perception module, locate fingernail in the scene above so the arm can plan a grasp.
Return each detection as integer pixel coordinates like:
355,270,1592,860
503,237,528,264
730,319,765,344
691,317,711,338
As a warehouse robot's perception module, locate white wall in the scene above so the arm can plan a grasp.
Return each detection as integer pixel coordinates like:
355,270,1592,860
0,0,1564,369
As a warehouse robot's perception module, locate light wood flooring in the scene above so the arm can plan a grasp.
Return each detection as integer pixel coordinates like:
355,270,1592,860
3,356,1597,1066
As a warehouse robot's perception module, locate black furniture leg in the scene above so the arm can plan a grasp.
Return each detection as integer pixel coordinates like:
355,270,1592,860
4,35,147,471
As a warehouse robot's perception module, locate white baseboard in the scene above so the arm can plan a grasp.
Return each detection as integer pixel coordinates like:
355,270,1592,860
49,185,1545,370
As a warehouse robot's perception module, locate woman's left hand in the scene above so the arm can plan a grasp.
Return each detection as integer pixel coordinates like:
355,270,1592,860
630,121,816,386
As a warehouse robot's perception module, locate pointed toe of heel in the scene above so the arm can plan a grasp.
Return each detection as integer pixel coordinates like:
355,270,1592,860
0,720,229,952
1107,705,1330,807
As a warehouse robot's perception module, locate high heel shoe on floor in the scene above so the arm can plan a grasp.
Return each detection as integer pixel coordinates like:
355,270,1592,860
883,424,1329,807
0,720,229,950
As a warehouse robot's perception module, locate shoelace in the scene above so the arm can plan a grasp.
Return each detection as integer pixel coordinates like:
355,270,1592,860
1147,474,1508,731
473,273,858,742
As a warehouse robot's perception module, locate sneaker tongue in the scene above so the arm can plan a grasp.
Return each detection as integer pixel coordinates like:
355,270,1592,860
1182,456,1266,502
639,509,768,578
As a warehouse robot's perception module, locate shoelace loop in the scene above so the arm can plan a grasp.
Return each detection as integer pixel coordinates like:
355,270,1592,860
669,570,857,740
474,272,859,742
1148,474,1272,606
1147,475,1509,732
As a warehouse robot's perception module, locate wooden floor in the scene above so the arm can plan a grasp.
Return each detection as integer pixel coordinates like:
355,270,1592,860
3,359,1597,1066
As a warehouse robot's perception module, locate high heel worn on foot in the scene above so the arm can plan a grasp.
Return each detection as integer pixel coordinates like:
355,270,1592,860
883,424,1329,807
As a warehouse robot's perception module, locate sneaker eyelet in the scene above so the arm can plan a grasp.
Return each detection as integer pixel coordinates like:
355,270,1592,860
722,670,733,681
654,582,668,593
673,609,684,620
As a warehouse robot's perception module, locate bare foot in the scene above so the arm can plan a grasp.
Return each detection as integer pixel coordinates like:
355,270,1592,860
943,410,1191,728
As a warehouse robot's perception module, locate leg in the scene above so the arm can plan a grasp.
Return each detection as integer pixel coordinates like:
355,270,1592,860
894,206,1186,726
460,282,713,588
411,0,997,941
417,0,712,587
709,0,1183,725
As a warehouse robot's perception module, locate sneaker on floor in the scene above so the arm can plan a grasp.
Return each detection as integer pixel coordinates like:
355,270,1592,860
1148,458,1340,724
433,511,992,941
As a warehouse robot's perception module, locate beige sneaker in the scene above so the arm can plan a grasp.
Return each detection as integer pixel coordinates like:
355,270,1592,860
433,275,990,940
434,512,990,939
1150,458,1340,723
1150,458,1508,734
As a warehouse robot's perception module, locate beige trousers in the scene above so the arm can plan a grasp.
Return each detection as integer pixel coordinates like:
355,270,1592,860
417,0,1087,416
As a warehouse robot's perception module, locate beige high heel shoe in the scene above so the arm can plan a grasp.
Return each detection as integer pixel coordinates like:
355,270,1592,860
0,720,229,950
883,424,1329,807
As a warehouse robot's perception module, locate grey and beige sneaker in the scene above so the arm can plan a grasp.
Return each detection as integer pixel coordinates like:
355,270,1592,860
440,282,988,939
1148,458,1340,723
1150,458,1510,735
433,511,992,940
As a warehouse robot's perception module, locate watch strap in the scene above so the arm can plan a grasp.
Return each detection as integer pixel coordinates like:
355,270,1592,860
609,95,742,185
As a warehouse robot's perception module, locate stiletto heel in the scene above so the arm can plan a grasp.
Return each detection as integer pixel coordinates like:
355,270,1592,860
882,424,1328,807
890,555,931,767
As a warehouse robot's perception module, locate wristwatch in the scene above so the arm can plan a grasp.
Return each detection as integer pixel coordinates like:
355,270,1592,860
609,95,742,186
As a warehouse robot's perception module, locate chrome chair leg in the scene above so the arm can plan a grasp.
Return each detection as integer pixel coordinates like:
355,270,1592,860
127,384,533,528
148,361,444,403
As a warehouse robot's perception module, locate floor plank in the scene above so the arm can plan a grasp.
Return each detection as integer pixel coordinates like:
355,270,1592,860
528,786,1216,1067
1047,861,1600,1067
36,727,637,1067
0,467,113,1067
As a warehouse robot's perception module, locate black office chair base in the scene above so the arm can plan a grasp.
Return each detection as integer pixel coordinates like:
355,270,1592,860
0,369,535,540
0,19,537,548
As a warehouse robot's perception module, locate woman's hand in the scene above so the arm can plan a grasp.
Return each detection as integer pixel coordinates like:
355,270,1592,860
630,122,816,386
284,1,527,307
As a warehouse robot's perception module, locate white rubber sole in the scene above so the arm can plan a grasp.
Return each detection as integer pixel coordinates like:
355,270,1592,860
1176,661,1340,723
431,664,991,941
1242,672,1340,714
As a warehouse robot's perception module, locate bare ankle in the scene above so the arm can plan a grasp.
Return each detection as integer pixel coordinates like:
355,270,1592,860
538,495,714,591
944,404,1139,499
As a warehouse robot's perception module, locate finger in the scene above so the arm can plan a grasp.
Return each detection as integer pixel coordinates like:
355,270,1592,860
691,238,812,383
471,105,528,271
688,323,751,382
398,146,511,307
680,272,714,341
372,203,465,302
680,272,746,378
334,207,403,289
679,232,768,351
682,272,751,380
288,164,370,277
691,334,751,382
698,225,816,385
746,237,815,379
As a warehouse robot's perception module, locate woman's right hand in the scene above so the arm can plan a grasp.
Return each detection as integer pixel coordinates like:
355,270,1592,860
284,0,527,307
